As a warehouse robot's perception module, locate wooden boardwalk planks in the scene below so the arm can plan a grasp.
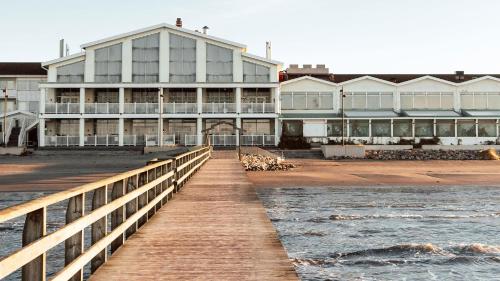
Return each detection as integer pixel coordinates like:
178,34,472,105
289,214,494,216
90,151,298,281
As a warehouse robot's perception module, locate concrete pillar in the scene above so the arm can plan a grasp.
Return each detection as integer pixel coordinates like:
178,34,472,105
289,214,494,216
39,88,46,114
274,118,280,146
118,118,124,146
196,117,203,145
79,88,85,114
236,87,242,114
197,88,203,114
454,89,461,112
84,49,95,82
233,51,243,83
122,40,132,83
38,118,45,147
236,117,241,146
79,118,84,146
196,40,206,82
119,88,124,114
159,88,164,146
273,87,280,114
159,30,169,82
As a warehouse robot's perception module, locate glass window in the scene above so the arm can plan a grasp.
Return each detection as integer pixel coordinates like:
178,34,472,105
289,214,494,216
132,33,159,83
96,119,118,135
413,93,427,109
380,93,393,109
293,93,306,109
206,43,233,82
327,120,343,137
415,119,433,137
57,61,85,83
427,93,441,109
461,94,474,109
343,93,353,110
306,92,320,109
281,93,293,109
349,120,369,137
487,94,500,110
352,93,366,109
166,89,196,103
319,93,333,109
457,120,476,137
474,93,488,109
169,34,196,83
366,93,380,110
393,119,412,137
400,93,413,110
371,120,391,137
441,94,454,109
478,120,496,137
436,120,455,137
243,61,270,83
283,120,302,137
95,43,122,83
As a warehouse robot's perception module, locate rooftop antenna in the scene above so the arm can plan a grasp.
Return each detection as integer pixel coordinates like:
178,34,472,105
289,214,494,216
59,39,64,58
65,44,69,56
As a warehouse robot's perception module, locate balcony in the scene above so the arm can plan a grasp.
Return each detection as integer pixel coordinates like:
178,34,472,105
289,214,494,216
45,103,80,114
241,135,275,146
241,103,275,114
84,135,119,146
123,135,145,146
209,134,237,146
202,103,236,114
85,103,119,114
164,103,197,114
124,103,160,114
44,136,80,146
144,134,176,146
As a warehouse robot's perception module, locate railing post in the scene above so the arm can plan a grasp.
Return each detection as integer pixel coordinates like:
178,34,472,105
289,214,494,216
91,186,107,273
64,194,84,281
22,207,46,281
125,175,138,238
110,180,125,254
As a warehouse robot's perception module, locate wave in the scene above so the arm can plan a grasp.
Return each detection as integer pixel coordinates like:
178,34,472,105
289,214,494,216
450,243,500,254
327,213,499,221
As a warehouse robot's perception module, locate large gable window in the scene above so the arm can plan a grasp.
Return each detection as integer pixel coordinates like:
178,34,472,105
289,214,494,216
243,61,270,82
169,34,196,83
206,43,233,82
400,92,454,110
344,92,393,110
57,61,84,83
95,43,122,83
132,33,159,83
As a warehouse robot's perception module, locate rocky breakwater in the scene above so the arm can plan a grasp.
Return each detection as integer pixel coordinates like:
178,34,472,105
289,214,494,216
241,154,296,171
366,148,500,160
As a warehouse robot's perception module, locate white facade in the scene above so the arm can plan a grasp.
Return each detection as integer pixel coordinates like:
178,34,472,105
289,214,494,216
280,75,500,145
40,23,282,147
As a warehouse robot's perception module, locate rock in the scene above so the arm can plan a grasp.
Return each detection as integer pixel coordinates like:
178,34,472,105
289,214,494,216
479,148,500,160
240,153,296,171
364,149,495,161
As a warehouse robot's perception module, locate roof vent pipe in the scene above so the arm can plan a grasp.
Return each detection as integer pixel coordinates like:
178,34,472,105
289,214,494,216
202,26,209,34
59,39,64,58
266,41,271,60
176,18,182,28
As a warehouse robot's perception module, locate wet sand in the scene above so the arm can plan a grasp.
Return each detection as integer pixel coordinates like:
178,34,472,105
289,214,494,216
248,159,500,188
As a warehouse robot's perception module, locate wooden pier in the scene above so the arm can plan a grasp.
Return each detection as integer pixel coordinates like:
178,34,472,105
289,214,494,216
0,148,297,281
90,150,297,280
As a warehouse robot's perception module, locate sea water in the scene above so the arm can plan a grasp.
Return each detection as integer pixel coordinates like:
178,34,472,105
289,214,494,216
257,186,500,281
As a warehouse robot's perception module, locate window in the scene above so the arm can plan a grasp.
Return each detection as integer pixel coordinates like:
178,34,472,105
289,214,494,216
57,61,85,83
58,120,79,135
206,88,234,103
96,119,118,135
132,119,157,135
436,120,455,137
242,88,271,103
243,61,270,82
293,93,307,109
327,120,343,137
132,33,159,83
393,120,412,137
242,119,272,134
461,92,500,110
166,89,196,103
0,80,15,90
282,120,302,137
95,43,122,82
306,92,320,109
349,120,369,137
401,92,454,110
281,93,293,109
131,89,158,103
281,92,334,110
457,120,476,137
169,34,196,83
352,93,367,109
344,92,393,110
206,43,233,82
478,120,496,137
319,93,333,109
95,90,119,103
415,119,433,137
371,120,391,137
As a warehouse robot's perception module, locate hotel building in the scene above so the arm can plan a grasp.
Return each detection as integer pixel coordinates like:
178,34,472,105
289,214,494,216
39,19,281,147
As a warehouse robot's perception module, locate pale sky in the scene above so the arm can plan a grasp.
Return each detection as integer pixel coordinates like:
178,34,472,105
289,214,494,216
2,0,500,74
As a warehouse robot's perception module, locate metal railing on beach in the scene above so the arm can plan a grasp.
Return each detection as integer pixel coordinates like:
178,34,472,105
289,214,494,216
0,146,211,281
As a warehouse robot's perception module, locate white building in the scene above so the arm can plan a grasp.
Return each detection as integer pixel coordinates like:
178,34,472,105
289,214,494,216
40,19,281,147
280,65,500,145
0,63,46,147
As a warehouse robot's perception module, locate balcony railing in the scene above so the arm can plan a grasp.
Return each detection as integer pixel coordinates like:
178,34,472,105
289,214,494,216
241,134,275,146
124,103,160,114
44,136,80,146
123,135,146,146
202,103,236,114
164,103,197,114
84,135,119,146
209,134,237,146
144,134,177,146
45,103,80,114
85,103,119,114
241,103,275,114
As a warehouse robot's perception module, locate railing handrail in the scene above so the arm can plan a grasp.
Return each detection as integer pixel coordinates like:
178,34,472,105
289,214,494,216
0,146,211,280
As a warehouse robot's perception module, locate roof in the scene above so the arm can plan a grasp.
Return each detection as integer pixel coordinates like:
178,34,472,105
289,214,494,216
344,111,399,118
281,72,500,84
462,110,500,117
401,110,461,117
0,63,46,76
81,23,246,49
42,52,85,67
280,113,337,119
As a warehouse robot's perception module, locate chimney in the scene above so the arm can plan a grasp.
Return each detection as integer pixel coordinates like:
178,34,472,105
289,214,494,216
266,41,272,60
202,26,209,35
455,70,465,81
176,18,182,28
59,39,64,58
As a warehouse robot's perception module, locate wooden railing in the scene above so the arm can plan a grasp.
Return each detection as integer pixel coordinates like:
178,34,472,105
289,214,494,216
0,146,211,281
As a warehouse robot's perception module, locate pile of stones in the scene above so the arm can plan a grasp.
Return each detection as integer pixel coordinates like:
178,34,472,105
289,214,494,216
365,149,499,160
240,154,296,171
